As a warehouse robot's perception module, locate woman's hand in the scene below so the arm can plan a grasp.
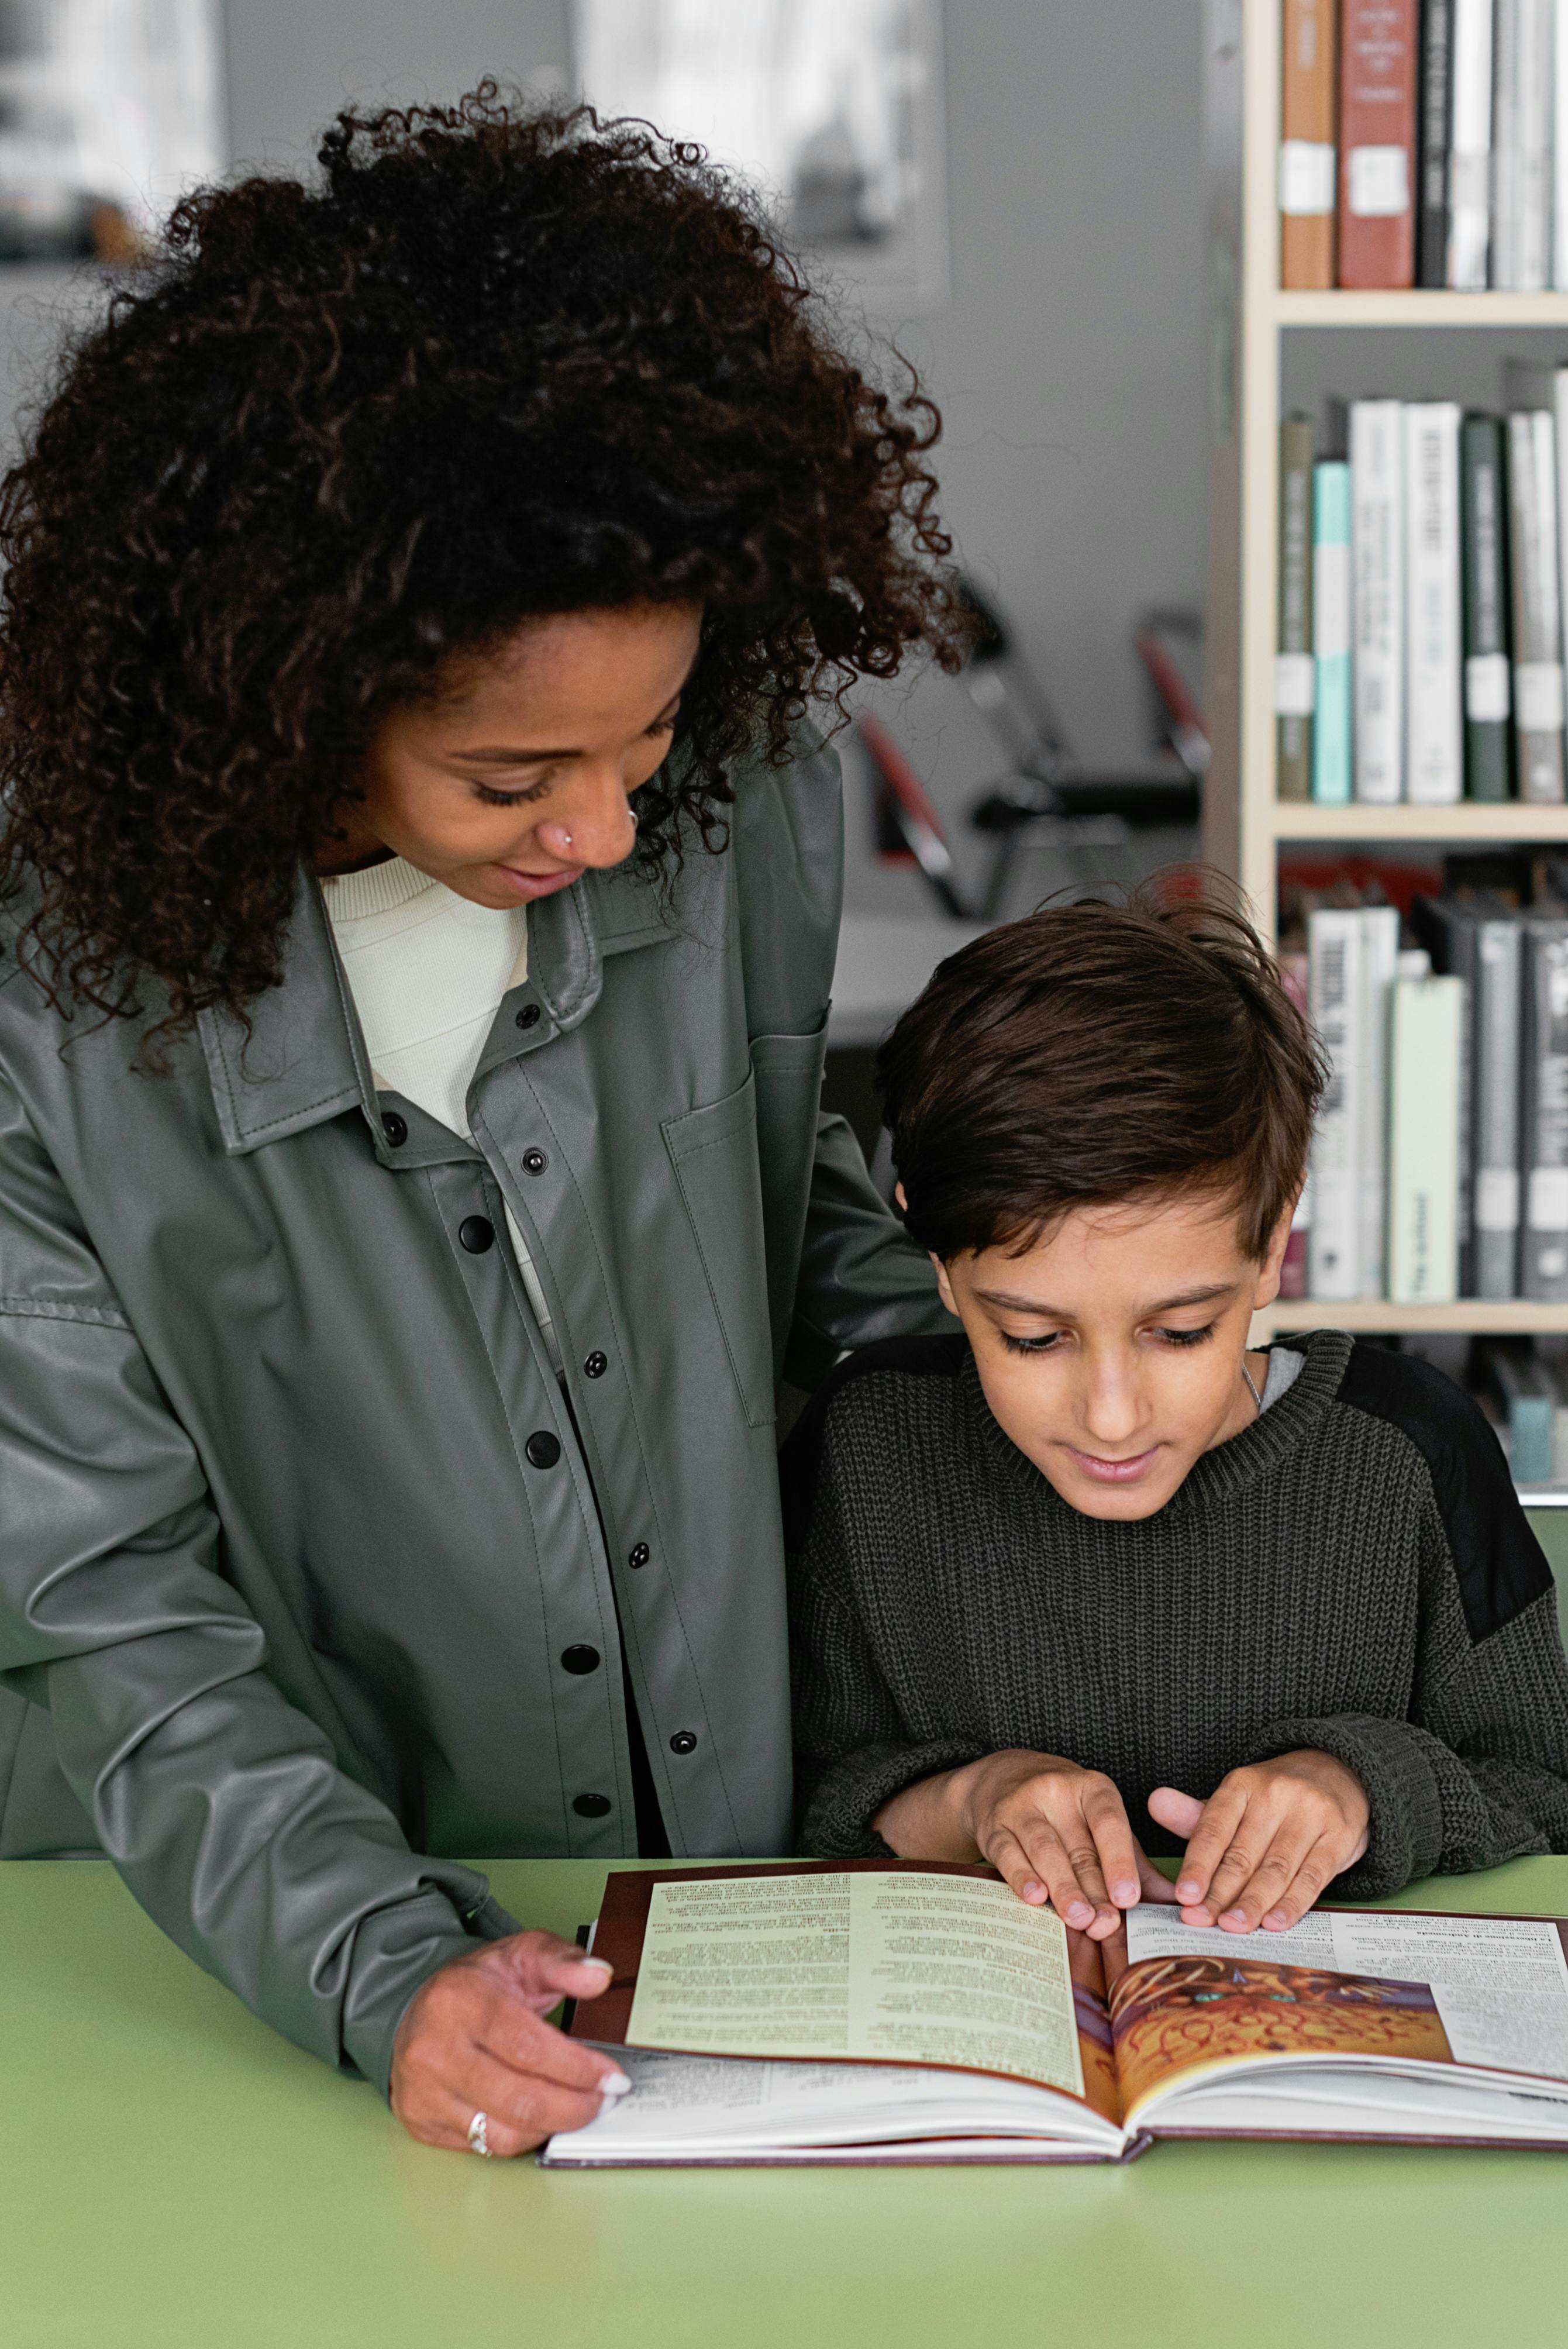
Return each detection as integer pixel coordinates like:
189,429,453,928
876,1749,1176,1937
1147,1749,1370,1933
390,1930,629,2155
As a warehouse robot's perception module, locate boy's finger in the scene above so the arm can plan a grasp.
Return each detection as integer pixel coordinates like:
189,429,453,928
1014,1820,1110,1931
1209,1824,1314,1932
1146,1785,1205,1840
1173,1783,1249,1911
1080,1787,1143,1910
1259,1837,1339,1931
985,1827,1081,1919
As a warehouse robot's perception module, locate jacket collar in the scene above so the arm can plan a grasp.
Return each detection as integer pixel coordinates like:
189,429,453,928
198,857,679,1157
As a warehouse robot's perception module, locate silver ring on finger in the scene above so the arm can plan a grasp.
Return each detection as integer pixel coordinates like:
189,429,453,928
467,2109,491,2158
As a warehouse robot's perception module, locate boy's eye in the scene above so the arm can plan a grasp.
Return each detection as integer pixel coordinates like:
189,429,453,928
999,1330,1064,1356
1153,1322,1217,1348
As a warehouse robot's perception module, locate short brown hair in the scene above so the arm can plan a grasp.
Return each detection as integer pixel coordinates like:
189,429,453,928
876,869,1324,1263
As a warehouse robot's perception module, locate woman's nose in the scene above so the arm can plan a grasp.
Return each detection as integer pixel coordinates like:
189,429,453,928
535,770,638,869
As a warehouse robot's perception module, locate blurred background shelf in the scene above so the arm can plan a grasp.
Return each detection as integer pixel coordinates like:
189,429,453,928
1264,1300,1568,1335
1267,805,1568,842
1274,291,1568,328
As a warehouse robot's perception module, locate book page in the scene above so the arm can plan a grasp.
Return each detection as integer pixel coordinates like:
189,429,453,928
625,1871,1083,2097
1120,1904,1568,2088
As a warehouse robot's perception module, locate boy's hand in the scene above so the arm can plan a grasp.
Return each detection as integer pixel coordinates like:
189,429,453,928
1147,1750,1370,1933
954,1750,1178,1937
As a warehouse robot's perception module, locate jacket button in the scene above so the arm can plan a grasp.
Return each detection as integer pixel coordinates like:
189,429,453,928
522,1148,549,1176
381,1111,408,1148
561,1644,601,1675
459,1216,494,1254
669,1731,698,1755
573,1793,612,1818
584,1351,608,1379
516,1003,541,1029
628,1542,650,1569
525,1431,561,1469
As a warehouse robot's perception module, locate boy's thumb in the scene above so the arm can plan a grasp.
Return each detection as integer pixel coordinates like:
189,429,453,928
1146,1785,1205,1838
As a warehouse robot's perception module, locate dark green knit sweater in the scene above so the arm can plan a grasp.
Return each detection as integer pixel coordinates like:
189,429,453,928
782,1328,1568,1897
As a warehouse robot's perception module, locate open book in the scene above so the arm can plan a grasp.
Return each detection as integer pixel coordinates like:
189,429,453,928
540,1862,1568,2166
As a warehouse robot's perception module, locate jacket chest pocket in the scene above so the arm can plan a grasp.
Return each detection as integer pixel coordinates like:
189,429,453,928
663,1069,776,1428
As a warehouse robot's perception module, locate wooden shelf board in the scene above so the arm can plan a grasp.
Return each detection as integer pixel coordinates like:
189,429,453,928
1274,290,1568,328
1263,1300,1568,1333
1266,802,1568,842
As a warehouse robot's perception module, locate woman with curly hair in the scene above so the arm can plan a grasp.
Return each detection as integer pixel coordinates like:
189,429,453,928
0,88,964,2154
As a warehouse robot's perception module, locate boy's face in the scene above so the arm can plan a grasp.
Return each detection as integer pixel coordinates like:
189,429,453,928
930,1189,1294,1522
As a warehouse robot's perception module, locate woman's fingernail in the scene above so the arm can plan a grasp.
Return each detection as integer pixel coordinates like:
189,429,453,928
600,2069,632,2096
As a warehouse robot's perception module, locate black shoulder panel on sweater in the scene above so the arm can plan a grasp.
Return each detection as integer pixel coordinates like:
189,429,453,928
778,1334,970,1554
1335,1340,1552,1643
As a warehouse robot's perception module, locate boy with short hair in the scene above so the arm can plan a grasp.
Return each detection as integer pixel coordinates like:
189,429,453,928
784,876,1568,1940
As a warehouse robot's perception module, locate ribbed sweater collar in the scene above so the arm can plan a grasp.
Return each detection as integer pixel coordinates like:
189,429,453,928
963,1327,1356,1524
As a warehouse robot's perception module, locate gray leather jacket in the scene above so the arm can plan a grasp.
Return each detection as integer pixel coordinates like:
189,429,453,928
0,734,949,2093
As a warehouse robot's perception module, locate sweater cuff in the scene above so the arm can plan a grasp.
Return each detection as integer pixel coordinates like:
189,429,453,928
1240,1716,1446,1899
799,1738,991,1858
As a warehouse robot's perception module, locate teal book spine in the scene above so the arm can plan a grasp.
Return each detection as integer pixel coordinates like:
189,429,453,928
1312,459,1353,802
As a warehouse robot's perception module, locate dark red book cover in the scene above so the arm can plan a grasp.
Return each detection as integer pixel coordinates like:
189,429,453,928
1337,0,1418,287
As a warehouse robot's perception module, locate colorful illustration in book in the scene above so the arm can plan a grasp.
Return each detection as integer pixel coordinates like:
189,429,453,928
1109,1956,1452,2113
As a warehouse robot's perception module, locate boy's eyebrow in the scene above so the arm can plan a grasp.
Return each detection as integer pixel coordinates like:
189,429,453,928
974,1282,1237,1317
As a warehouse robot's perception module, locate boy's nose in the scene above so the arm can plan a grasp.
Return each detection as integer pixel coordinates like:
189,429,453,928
1079,1362,1146,1449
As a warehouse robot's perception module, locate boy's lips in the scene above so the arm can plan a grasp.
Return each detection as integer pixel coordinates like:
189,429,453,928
1064,1444,1162,1484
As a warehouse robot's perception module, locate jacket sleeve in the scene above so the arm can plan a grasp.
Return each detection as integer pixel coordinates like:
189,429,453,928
0,1085,512,2096
1242,1365,1568,1899
784,1114,956,1390
787,1386,985,1853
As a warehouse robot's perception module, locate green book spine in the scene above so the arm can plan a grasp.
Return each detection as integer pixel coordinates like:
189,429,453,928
1277,414,1316,800
1460,412,1514,800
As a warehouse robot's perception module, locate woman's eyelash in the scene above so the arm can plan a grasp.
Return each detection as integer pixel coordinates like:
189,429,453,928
471,714,678,808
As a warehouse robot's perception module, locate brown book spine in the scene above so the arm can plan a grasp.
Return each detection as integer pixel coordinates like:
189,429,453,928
1280,0,1339,287
1337,0,1418,287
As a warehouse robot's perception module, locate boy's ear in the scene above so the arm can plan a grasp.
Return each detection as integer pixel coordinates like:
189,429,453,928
1250,1182,1302,1309
931,1253,960,1320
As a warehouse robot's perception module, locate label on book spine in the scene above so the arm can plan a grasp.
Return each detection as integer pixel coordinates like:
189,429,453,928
1516,660,1565,731
1349,145,1411,213
1315,542,1352,656
1529,1166,1568,1228
1466,652,1512,721
1476,1167,1522,1231
1273,654,1317,714
1280,140,1337,213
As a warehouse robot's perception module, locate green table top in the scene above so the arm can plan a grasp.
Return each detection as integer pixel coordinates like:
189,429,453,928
6,1854,1568,2349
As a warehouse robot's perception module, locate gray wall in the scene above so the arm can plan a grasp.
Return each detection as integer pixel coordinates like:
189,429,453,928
0,1,1209,912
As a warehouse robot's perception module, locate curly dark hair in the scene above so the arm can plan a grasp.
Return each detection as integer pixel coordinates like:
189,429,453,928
0,84,964,1042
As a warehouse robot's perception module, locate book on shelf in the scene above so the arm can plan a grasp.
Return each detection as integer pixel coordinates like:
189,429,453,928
1494,0,1553,291
1313,408,1354,802
1306,904,1367,1297
1281,0,1339,287
1277,413,1317,799
1387,970,1464,1302
1504,401,1566,803
1336,0,1418,288
1473,1335,1559,1477
1416,0,1453,287
1411,894,1481,1291
1459,412,1514,802
541,1864,1568,2166
1404,401,1464,804
1522,910,1568,1297
1350,399,1405,802
1449,0,1494,288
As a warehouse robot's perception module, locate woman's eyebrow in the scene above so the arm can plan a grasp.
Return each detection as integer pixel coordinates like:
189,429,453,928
449,686,688,768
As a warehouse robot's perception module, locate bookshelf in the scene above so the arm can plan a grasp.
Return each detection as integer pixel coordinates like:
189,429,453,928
1205,0,1568,1358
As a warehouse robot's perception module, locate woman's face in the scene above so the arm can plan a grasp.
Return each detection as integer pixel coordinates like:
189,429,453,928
328,600,704,906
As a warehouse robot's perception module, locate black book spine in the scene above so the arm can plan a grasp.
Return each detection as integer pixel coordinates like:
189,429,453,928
1416,0,1454,288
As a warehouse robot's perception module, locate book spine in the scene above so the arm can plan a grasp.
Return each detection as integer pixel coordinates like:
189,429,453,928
1338,0,1418,287
1474,915,1523,1298
1359,905,1401,1294
1448,0,1494,287
1352,400,1406,802
1411,895,1479,1291
1280,952,1311,1296
1460,412,1514,800
1417,0,1454,285
1313,458,1354,801
1558,1,1568,287
1495,0,1553,288
1307,908,1366,1298
1387,976,1463,1304
1403,402,1464,803
1521,918,1568,1299
1281,0,1340,287
1277,415,1317,799
1507,408,1566,802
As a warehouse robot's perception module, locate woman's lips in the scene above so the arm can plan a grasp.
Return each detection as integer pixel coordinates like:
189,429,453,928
494,864,583,901
1064,1445,1162,1484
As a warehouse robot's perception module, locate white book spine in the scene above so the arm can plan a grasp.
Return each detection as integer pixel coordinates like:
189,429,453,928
1557,2,1568,286
1357,905,1401,1295
1495,1,1552,287
1387,977,1463,1305
1403,404,1463,803
1451,0,1495,288
1495,0,1523,286
1351,401,1405,804
1508,407,1567,801
1307,908,1366,1300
